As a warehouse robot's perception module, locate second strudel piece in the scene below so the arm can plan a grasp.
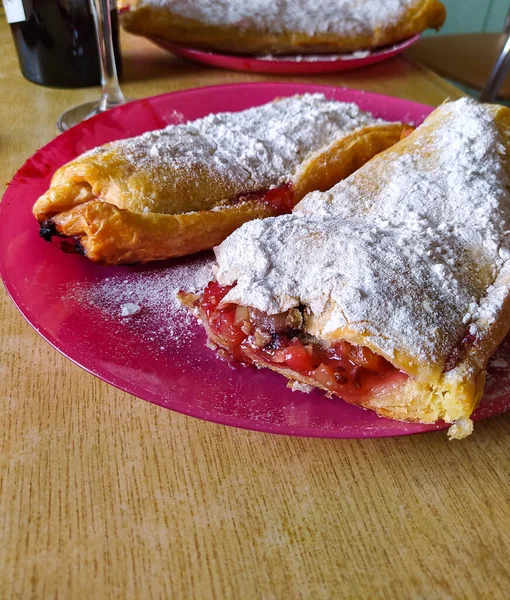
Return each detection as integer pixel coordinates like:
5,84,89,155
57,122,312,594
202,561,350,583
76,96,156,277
182,98,510,439
123,0,445,56
33,94,405,264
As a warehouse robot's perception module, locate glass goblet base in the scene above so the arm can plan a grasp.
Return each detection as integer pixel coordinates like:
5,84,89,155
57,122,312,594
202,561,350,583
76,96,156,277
57,100,103,132
57,98,132,132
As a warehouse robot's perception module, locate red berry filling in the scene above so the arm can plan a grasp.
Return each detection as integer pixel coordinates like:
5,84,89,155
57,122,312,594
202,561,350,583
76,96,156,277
200,281,406,403
233,183,295,215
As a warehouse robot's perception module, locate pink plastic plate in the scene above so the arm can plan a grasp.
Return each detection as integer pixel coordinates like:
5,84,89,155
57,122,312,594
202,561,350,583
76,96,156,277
1,83,510,438
153,36,420,74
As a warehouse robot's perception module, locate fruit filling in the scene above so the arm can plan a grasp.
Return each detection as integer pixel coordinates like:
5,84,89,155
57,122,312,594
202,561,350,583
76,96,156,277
234,182,295,214
199,281,406,403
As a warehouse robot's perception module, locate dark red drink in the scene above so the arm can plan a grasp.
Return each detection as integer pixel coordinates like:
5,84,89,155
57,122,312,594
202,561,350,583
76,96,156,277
7,0,122,88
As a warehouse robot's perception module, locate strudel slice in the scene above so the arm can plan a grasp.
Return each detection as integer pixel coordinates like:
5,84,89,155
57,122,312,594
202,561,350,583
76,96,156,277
181,99,510,439
33,94,405,265
123,0,445,56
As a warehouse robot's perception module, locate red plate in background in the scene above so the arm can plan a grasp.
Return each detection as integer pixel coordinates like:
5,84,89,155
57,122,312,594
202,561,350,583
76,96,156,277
153,35,421,74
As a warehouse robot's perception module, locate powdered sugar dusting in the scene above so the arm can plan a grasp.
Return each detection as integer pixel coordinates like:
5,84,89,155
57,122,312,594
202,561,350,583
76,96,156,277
215,99,510,372
120,302,142,317
81,94,387,214
259,50,371,62
137,0,423,36
65,256,214,349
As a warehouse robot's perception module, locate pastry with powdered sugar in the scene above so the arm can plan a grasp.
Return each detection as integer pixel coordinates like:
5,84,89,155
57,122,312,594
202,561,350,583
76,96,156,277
33,94,405,264
180,99,510,440
123,0,445,55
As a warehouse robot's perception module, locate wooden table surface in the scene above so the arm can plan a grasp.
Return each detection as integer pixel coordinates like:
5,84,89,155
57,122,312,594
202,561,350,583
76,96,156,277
2,16,510,600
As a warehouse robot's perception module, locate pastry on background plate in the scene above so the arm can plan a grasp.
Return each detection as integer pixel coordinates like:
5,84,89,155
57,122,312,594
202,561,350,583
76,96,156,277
33,94,405,265
122,0,446,56
180,98,510,439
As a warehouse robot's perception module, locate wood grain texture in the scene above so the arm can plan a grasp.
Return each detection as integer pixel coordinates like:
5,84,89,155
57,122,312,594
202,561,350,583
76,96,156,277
2,17,510,600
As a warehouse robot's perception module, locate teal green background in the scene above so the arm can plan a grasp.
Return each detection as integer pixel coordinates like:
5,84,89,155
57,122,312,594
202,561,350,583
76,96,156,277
432,0,508,34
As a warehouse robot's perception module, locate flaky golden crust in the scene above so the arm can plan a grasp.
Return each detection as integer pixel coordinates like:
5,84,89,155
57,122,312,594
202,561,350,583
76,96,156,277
351,267,510,427
122,0,446,55
293,124,404,199
185,101,510,437
299,105,510,427
33,122,405,265
33,144,243,219
48,199,282,264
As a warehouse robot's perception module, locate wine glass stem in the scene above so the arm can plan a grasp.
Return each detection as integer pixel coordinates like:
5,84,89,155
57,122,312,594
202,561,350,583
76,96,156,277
89,0,125,111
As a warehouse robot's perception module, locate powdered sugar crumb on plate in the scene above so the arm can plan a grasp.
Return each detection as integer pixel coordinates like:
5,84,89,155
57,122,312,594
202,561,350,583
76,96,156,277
120,303,142,317
63,254,214,351
289,381,314,393
258,50,372,62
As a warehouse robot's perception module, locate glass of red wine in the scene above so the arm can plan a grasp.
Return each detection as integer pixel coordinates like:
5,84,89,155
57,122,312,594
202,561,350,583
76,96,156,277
57,0,129,132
